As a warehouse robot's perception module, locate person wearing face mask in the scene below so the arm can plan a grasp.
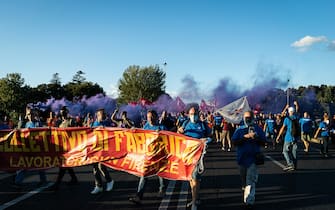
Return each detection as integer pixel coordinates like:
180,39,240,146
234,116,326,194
232,111,266,209
129,109,167,204
90,109,115,194
111,109,134,128
178,104,212,210
50,106,78,191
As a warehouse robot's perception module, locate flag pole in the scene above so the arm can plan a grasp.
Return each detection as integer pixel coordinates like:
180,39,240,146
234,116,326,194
286,79,290,105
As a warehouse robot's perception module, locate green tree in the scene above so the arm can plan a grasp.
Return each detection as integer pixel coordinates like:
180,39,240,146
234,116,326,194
63,71,104,99
72,70,86,83
50,73,61,85
117,65,166,104
0,73,27,115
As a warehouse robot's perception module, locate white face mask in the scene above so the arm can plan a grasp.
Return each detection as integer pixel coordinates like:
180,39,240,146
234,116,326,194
189,114,198,123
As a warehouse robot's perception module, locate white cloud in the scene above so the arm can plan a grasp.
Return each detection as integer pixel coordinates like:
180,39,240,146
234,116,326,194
106,84,119,98
291,35,328,51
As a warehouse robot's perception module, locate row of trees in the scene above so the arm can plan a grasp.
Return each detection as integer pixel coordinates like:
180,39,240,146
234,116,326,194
0,65,166,119
0,64,334,121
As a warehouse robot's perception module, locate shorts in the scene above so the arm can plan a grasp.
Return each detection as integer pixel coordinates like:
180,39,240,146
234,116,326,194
192,163,201,180
214,125,222,132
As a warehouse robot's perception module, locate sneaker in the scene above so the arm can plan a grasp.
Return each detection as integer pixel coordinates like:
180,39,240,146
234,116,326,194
90,186,103,194
129,195,141,204
187,200,200,210
324,154,329,158
222,147,225,151
106,180,114,191
187,200,201,206
227,148,231,152
283,165,294,171
158,189,164,198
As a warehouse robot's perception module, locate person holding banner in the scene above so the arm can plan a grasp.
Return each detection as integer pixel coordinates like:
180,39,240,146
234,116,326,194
129,109,166,204
14,106,47,187
232,110,266,209
111,109,134,128
51,106,78,191
90,108,115,194
178,104,211,210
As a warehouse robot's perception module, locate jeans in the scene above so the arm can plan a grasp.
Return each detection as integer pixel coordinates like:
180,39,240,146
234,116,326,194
282,141,297,167
320,136,329,154
15,169,47,184
136,176,164,199
240,164,258,205
93,163,111,187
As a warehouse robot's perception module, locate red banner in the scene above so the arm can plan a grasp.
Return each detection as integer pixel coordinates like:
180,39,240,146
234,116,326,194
0,127,205,180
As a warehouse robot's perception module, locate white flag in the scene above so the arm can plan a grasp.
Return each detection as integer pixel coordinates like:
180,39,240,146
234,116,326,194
216,96,250,124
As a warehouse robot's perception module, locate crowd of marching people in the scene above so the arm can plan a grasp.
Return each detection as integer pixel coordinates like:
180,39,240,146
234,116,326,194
0,100,334,210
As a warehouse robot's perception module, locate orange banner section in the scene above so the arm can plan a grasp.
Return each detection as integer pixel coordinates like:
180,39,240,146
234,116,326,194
0,127,205,180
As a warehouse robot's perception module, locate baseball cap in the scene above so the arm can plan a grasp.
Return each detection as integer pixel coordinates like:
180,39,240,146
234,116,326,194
288,107,295,113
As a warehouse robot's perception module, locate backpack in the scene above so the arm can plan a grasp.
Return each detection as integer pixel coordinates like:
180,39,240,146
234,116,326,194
289,117,300,138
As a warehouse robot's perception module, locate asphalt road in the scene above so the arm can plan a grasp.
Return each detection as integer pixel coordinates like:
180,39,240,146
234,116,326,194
1,140,334,210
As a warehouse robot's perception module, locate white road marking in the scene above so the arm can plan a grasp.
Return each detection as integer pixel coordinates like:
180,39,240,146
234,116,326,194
158,180,176,210
176,181,189,210
265,155,286,169
0,182,54,210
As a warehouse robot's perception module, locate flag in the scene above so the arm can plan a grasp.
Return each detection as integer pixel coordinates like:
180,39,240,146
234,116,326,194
216,96,250,124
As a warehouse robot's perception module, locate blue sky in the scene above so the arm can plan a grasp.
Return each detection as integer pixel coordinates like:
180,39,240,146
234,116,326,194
1,0,334,100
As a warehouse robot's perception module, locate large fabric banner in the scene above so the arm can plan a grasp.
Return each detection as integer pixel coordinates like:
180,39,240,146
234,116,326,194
216,96,250,124
0,127,205,180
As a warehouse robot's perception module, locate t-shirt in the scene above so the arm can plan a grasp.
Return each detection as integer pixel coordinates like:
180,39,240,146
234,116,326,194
91,120,107,127
182,120,210,139
25,121,36,128
283,115,299,142
143,122,166,131
231,124,266,167
299,118,313,134
319,121,330,137
265,119,275,134
214,115,223,126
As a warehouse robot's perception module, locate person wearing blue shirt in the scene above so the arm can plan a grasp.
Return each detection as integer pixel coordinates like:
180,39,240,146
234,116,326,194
90,108,115,194
177,104,211,210
14,106,47,187
276,103,300,171
314,112,330,158
129,109,166,204
299,112,313,153
176,111,187,129
232,111,266,209
213,112,223,143
263,114,275,149
51,106,78,191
